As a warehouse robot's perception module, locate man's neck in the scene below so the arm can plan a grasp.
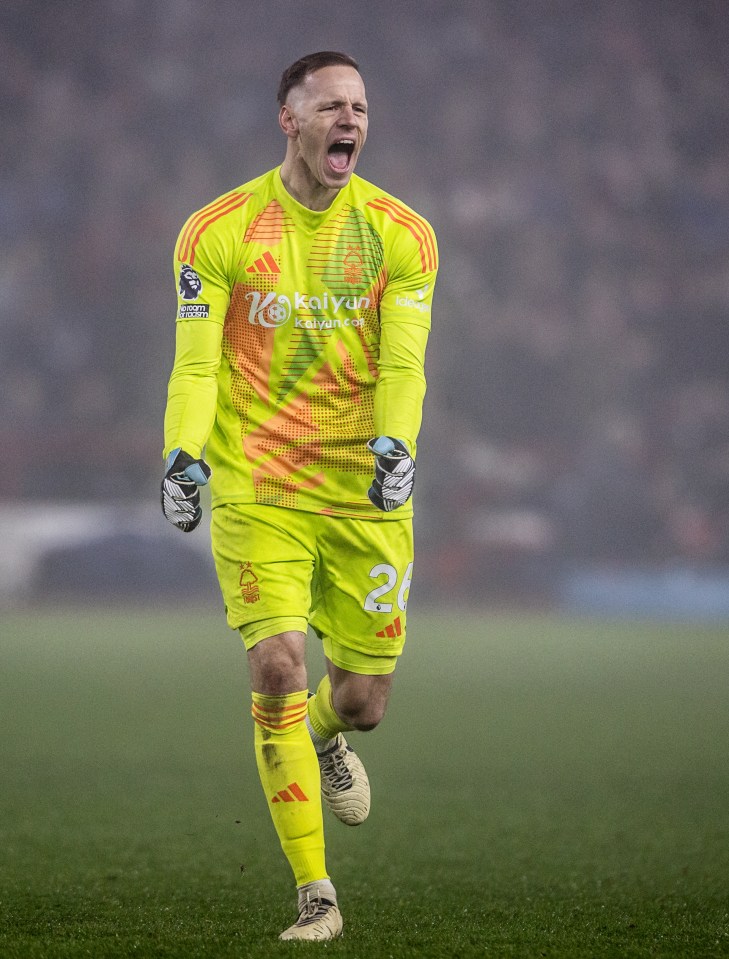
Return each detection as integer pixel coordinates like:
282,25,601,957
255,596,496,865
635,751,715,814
279,158,341,212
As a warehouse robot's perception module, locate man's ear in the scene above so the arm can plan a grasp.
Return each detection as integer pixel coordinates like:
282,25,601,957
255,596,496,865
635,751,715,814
279,105,299,138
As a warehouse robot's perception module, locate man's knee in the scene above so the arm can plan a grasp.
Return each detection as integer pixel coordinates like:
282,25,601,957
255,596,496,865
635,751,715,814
330,671,393,732
247,631,307,695
337,696,385,732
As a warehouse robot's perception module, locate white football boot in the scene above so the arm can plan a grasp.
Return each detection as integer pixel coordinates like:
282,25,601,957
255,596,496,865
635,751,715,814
279,881,343,941
317,733,370,826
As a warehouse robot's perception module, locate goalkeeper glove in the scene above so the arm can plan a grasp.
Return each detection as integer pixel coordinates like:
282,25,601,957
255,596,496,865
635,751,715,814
160,447,211,532
366,436,415,512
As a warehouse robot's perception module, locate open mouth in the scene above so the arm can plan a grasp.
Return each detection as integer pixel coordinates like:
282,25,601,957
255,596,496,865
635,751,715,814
327,138,355,174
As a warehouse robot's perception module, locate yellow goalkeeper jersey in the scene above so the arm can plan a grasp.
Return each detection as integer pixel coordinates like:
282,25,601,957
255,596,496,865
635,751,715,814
164,166,438,519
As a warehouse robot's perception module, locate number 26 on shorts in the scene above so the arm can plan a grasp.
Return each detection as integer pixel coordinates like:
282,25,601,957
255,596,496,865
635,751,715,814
363,562,413,613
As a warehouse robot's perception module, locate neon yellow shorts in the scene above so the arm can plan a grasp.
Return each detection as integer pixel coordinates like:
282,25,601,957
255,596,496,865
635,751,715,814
210,504,414,675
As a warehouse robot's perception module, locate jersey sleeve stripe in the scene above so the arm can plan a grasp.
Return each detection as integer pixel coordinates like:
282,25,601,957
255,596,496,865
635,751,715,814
177,190,241,261
177,191,252,264
377,198,437,272
366,197,437,272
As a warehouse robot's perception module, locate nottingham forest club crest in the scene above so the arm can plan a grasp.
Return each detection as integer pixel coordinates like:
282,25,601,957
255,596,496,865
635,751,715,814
239,562,260,604
343,244,364,284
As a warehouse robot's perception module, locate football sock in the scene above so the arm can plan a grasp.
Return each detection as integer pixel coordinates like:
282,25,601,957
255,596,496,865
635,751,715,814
297,878,337,906
251,690,327,886
306,674,353,753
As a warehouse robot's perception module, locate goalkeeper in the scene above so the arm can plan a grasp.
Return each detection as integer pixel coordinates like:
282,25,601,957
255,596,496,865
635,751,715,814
161,50,437,942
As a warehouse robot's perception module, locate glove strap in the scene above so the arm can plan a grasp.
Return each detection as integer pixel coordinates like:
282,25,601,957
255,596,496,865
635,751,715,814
367,437,409,459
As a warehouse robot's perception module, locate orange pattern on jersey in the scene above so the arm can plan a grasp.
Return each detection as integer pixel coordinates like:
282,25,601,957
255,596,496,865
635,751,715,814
366,197,437,273
355,267,387,380
177,191,252,265
224,282,338,506
335,340,362,405
243,200,294,245
307,357,373,475
245,390,326,507
245,390,319,465
224,284,275,408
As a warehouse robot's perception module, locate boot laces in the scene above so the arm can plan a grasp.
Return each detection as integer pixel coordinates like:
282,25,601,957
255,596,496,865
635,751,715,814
298,892,334,924
320,741,353,791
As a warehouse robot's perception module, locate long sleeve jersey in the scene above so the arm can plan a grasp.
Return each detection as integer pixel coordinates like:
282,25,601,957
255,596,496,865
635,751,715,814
164,166,438,520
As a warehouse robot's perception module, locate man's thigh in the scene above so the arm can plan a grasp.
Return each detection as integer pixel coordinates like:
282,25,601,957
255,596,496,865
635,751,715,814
210,503,315,638
311,515,414,670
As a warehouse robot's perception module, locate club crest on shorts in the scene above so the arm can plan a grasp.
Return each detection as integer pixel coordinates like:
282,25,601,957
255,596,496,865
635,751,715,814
239,562,260,604
178,263,203,300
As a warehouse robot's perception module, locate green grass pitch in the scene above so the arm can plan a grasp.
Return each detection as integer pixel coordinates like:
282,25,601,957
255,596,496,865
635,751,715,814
2,607,729,957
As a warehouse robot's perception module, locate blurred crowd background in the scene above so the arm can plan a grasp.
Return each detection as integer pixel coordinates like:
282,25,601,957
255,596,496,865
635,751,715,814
2,0,728,607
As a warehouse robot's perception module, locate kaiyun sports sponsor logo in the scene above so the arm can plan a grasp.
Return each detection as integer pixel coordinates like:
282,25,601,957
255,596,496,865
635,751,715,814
245,290,370,330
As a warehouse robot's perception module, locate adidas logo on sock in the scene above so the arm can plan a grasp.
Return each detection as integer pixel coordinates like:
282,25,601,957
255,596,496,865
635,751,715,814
271,782,310,804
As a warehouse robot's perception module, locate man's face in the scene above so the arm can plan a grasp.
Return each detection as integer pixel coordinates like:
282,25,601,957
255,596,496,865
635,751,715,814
281,65,368,192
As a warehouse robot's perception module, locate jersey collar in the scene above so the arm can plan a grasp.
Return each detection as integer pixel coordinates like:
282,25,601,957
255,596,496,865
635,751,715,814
273,166,351,232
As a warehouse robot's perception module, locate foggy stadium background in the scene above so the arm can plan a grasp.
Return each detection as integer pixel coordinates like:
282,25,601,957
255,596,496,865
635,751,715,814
2,0,728,618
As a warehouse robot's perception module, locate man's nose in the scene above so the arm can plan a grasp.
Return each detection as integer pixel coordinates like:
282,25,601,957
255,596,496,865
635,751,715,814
337,105,356,125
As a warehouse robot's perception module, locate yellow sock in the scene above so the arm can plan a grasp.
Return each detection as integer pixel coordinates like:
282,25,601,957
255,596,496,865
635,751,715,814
251,690,327,886
307,674,353,742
